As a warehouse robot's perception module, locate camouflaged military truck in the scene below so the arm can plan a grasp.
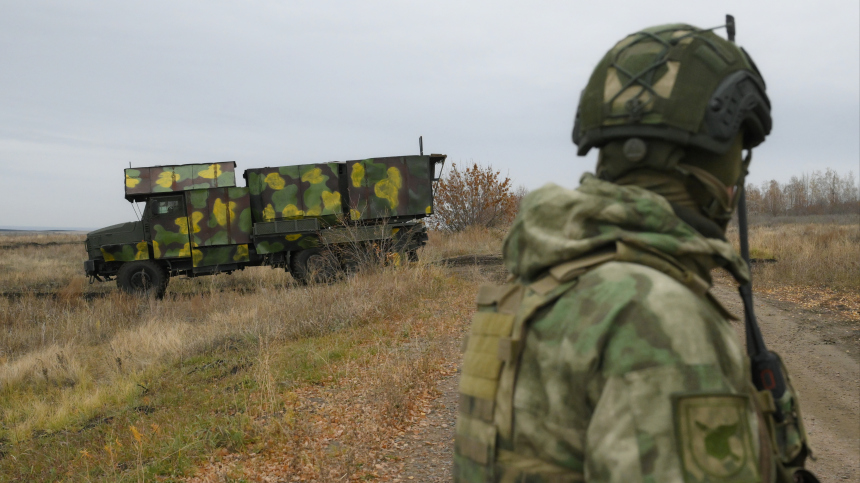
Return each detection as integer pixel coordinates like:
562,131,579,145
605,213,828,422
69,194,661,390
84,154,446,297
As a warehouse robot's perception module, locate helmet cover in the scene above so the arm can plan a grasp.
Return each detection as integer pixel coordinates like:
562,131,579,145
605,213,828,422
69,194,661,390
572,24,771,156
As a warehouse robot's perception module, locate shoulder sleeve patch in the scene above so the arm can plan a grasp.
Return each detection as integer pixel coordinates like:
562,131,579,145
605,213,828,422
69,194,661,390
672,393,760,483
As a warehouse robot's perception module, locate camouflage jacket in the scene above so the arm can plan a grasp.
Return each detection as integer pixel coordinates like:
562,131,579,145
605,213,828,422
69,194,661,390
455,174,786,482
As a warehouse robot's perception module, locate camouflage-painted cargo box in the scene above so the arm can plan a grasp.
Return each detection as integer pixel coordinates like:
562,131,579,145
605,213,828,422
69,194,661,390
345,156,435,220
245,156,437,224
125,162,237,201
245,163,346,224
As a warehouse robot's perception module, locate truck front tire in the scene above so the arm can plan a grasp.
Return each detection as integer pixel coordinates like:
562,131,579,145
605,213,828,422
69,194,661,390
116,260,169,298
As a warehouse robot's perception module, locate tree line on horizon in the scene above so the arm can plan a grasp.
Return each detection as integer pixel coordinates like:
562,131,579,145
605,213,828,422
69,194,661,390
745,168,859,216
428,163,858,232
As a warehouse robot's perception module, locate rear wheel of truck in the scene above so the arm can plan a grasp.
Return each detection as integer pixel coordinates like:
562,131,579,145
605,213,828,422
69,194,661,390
116,260,169,298
290,248,339,285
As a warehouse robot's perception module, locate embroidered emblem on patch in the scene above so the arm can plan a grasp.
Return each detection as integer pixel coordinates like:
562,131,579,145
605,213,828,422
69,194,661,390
673,394,760,483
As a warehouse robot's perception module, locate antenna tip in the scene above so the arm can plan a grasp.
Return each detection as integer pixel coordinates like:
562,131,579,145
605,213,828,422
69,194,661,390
725,14,736,41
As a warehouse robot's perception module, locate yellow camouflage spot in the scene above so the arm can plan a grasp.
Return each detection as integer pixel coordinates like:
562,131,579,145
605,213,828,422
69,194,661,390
135,241,149,260
152,240,161,258
264,172,285,190
301,168,324,184
321,190,342,210
190,211,204,233
175,216,190,234
125,174,141,188
155,171,177,188
392,228,400,235
179,243,193,258
191,248,204,265
374,167,402,209
282,204,304,218
212,199,236,227
351,163,365,187
305,206,321,217
285,234,301,241
350,209,362,220
389,252,402,267
175,211,204,234
101,248,115,262
425,205,432,214
233,244,249,261
198,164,222,179
263,204,276,221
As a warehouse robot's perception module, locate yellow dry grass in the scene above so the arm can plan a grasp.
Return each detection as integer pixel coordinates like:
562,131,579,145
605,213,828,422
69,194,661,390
725,220,860,320
0,228,488,480
421,226,507,261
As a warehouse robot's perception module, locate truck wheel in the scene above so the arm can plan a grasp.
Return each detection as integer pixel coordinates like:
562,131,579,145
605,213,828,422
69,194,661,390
116,260,169,298
290,249,339,285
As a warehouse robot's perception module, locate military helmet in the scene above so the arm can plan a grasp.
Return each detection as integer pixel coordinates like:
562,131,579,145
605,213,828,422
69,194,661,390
572,23,771,156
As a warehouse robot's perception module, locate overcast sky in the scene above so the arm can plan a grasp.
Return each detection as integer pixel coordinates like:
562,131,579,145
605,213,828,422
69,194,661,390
1,1,858,229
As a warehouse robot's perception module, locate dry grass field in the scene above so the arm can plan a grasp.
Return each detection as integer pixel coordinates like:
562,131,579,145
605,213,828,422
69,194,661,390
725,214,860,321
0,220,856,481
0,229,493,481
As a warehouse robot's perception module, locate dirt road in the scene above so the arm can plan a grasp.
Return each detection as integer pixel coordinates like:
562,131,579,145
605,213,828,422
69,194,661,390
400,273,859,482
712,282,859,482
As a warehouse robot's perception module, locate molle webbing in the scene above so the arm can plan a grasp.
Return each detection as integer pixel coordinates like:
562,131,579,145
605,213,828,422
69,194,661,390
455,251,616,482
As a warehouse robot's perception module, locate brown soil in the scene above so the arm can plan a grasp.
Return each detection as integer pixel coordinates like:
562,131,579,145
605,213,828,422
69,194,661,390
711,283,859,482
397,260,859,482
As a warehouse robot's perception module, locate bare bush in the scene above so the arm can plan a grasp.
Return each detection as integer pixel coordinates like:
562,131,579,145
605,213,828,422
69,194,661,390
427,162,518,232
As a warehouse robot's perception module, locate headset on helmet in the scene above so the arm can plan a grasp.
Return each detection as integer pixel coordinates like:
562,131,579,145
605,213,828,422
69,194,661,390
572,23,771,156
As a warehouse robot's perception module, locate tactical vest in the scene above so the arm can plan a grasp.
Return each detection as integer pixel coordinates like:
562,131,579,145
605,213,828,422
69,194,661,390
453,240,817,483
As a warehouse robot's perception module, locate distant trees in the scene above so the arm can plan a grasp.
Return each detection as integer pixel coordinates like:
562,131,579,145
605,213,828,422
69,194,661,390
428,163,520,232
745,169,859,216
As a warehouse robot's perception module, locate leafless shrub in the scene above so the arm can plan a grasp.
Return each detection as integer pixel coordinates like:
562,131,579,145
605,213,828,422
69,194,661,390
427,162,519,232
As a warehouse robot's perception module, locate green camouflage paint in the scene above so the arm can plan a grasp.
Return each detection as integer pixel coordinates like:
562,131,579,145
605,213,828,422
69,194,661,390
346,156,434,220
99,241,149,262
245,156,436,224
254,233,320,255
185,187,252,248
191,244,250,268
125,162,237,200
246,163,343,224
148,195,192,260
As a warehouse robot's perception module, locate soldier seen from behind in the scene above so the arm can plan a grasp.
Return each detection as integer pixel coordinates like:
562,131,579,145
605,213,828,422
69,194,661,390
454,19,818,483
